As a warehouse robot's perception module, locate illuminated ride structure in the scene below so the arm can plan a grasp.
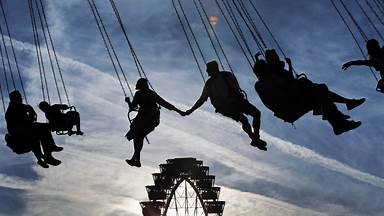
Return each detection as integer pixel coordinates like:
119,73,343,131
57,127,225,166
140,158,225,216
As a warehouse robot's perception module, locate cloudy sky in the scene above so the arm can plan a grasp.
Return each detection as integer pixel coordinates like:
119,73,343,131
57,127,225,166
0,0,383,215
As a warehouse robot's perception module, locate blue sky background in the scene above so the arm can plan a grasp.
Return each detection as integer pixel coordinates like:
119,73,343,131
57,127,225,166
0,0,383,215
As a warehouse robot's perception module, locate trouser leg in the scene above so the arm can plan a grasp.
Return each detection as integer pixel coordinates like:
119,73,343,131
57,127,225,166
34,123,56,156
31,141,44,160
322,102,346,129
238,115,255,140
132,137,144,162
243,101,261,138
327,90,350,104
67,111,81,132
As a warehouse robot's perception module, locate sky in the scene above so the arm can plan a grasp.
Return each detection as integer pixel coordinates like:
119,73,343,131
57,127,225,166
0,0,383,215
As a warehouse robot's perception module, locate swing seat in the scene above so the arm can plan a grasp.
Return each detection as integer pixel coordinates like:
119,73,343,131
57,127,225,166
4,133,33,154
50,106,79,135
255,78,313,123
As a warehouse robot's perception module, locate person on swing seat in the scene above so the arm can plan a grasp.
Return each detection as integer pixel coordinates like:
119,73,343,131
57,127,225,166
125,78,184,167
39,101,83,136
342,39,384,92
184,61,268,150
5,91,62,168
254,49,364,135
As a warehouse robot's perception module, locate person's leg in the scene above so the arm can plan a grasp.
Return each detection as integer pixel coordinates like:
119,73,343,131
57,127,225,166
242,101,261,139
133,137,144,162
67,111,83,135
322,102,361,135
31,141,49,168
126,137,144,167
237,114,254,140
327,90,365,110
34,123,62,166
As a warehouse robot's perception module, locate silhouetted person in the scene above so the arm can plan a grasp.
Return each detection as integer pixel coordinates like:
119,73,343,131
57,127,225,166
125,78,184,167
39,101,83,136
254,49,364,135
342,39,384,92
184,61,267,150
4,91,62,168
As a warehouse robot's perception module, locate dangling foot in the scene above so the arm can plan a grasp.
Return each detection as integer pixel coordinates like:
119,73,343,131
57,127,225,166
346,98,365,110
44,155,61,166
133,160,141,167
125,159,135,166
333,120,362,135
51,146,64,152
125,159,141,167
76,131,84,136
37,160,49,168
250,139,268,151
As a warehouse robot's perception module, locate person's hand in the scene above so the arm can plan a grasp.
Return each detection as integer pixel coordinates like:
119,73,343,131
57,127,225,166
178,110,187,116
254,52,262,59
285,58,291,65
342,62,351,70
185,109,193,116
125,97,130,103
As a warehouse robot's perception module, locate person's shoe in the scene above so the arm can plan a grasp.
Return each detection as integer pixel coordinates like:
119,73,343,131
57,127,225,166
125,159,134,166
44,156,61,166
68,130,75,136
37,160,49,168
250,139,268,151
346,98,365,110
333,120,362,135
125,159,141,167
342,114,351,119
51,146,64,152
76,131,84,136
132,160,141,167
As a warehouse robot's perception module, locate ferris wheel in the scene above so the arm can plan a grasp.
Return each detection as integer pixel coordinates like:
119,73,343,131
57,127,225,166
140,158,225,216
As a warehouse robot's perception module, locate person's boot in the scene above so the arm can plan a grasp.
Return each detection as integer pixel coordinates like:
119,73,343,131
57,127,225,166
125,159,141,167
37,159,49,168
250,134,267,151
333,120,361,135
44,155,61,166
68,130,75,136
346,98,365,110
76,131,84,136
125,159,135,166
51,146,64,152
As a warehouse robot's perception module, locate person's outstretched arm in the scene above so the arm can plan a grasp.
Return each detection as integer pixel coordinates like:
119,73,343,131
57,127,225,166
342,60,373,70
52,104,69,111
156,94,184,116
185,84,209,115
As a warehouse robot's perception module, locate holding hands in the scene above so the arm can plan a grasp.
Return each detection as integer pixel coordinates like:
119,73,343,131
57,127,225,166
342,61,352,70
175,109,193,117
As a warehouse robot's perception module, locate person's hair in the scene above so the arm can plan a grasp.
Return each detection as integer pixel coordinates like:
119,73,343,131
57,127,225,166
265,49,280,63
136,78,149,90
207,60,219,75
9,90,22,101
366,39,381,57
39,101,50,111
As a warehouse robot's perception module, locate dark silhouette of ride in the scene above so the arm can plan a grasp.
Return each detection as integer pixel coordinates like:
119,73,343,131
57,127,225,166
39,101,83,136
254,49,364,135
184,61,267,150
140,157,225,216
125,78,184,167
4,90,63,168
342,39,384,92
